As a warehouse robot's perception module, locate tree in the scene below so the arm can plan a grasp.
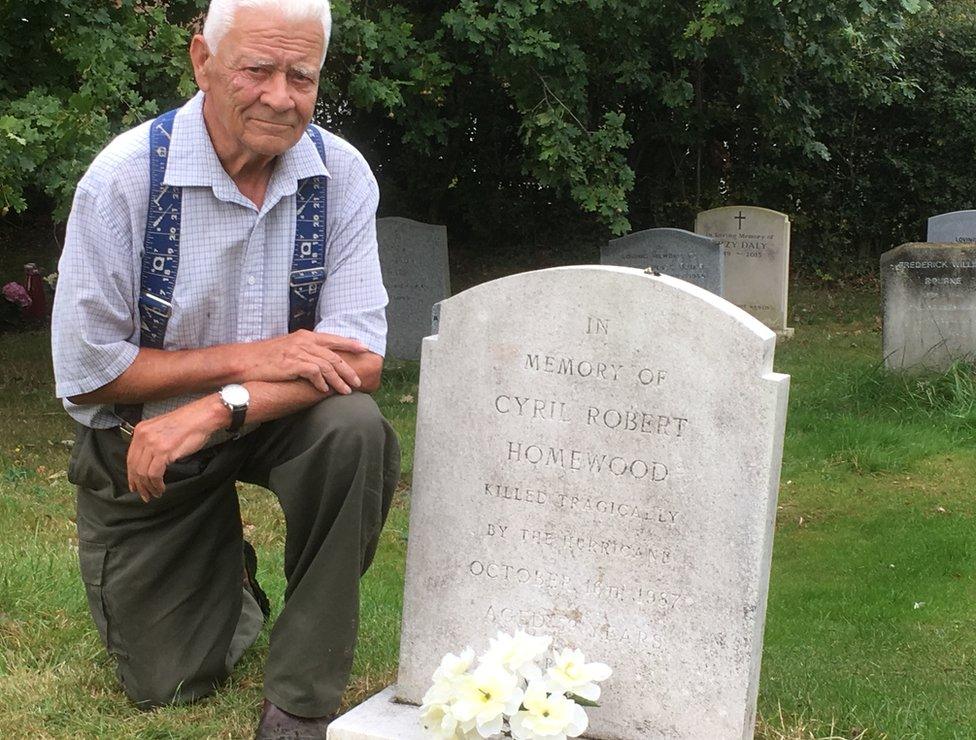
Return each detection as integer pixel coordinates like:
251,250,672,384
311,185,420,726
0,0,204,219
324,0,927,246
0,0,938,269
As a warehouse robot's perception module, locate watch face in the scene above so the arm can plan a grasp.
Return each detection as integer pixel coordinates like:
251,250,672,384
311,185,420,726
221,384,249,407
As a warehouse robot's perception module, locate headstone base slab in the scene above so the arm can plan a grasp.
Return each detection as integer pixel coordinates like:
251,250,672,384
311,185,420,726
326,686,609,740
326,687,424,740
776,327,795,341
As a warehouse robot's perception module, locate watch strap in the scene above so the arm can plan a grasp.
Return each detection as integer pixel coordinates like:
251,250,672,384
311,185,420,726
227,404,247,435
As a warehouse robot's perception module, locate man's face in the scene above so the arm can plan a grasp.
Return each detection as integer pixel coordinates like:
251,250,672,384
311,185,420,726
193,7,324,158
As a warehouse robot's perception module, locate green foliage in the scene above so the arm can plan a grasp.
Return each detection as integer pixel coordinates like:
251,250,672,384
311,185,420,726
0,1,203,219
2,0,961,261
325,0,930,242
762,0,976,270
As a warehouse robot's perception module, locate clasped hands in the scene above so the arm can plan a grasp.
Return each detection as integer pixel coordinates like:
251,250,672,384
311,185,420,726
126,330,367,502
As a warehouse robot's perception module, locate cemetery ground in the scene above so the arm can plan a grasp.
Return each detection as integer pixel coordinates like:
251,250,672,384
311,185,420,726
2,278,976,739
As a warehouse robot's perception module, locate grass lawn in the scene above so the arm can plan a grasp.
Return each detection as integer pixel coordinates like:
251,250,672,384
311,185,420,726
2,277,975,738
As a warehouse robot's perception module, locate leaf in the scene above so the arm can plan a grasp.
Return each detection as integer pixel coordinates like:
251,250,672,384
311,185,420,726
567,692,600,708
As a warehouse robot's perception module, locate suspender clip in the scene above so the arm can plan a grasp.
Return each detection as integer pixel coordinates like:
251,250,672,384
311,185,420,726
139,292,173,317
289,267,326,287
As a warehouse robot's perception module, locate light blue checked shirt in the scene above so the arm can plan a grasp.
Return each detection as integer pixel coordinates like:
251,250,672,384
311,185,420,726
52,92,388,428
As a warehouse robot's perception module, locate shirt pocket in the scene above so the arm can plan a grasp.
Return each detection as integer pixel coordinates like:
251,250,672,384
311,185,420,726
164,291,225,349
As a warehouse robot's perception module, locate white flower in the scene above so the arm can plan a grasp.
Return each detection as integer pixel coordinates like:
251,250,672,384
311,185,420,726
510,681,589,740
546,648,612,702
423,647,476,712
419,695,482,740
433,647,476,686
422,678,455,708
480,630,551,680
451,662,524,737
421,648,480,739
420,701,460,739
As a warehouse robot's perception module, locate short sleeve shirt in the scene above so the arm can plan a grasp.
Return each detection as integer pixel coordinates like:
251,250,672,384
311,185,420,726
51,92,388,428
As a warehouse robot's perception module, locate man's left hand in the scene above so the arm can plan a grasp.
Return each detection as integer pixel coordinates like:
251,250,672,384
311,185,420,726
125,396,226,502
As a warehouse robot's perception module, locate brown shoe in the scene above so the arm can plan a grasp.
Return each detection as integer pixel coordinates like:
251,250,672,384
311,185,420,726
254,699,335,740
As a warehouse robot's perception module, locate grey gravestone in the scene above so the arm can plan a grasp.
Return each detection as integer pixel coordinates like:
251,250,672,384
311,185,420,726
927,211,976,243
376,217,450,360
882,243,976,371
694,206,792,335
329,266,790,740
600,227,724,295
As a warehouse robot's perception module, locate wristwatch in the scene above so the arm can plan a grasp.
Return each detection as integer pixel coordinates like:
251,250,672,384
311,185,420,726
219,384,250,436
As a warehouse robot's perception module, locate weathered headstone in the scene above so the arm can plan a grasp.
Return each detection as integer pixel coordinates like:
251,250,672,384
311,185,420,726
329,266,790,740
600,228,724,295
694,206,792,335
376,217,450,360
882,243,976,371
927,211,976,244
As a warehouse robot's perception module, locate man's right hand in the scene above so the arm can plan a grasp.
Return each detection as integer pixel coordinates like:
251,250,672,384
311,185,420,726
237,330,368,394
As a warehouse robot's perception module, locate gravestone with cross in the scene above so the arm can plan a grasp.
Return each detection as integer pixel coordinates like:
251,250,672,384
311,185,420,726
694,206,792,336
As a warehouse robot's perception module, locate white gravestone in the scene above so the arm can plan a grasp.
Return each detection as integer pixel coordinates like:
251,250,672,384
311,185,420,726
882,243,976,372
927,211,976,244
329,266,790,740
600,228,724,296
694,206,792,335
376,217,450,361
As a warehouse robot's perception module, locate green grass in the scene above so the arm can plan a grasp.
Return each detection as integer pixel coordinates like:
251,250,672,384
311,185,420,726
758,279,976,739
0,336,418,738
4,278,976,737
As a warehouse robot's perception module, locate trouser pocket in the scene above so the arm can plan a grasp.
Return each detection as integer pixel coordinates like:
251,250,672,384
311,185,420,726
78,540,126,659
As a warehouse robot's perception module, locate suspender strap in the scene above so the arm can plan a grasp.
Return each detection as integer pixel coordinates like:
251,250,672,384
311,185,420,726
289,125,328,332
119,116,328,425
117,108,182,426
140,108,182,349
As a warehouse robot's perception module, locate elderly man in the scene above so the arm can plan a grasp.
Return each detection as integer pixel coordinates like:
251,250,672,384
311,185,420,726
50,0,399,736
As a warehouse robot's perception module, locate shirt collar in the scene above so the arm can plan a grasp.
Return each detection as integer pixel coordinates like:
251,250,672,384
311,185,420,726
164,91,330,206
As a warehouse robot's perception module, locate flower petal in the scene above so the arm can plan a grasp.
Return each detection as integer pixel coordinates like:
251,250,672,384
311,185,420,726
575,682,600,702
509,712,532,740
585,661,612,681
567,703,589,737
476,713,503,737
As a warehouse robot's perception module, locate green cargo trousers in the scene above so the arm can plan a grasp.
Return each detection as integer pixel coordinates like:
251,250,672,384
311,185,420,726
68,392,400,717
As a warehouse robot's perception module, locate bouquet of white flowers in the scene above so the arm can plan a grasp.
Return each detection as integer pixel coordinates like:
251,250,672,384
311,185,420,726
419,630,612,740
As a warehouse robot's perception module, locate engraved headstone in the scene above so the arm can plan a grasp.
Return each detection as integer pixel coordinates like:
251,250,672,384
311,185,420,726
882,243,976,371
376,217,450,360
329,266,790,740
927,211,976,244
694,206,792,334
600,227,724,295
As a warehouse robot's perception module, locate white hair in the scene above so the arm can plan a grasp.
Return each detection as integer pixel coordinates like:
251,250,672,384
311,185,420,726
203,0,332,67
